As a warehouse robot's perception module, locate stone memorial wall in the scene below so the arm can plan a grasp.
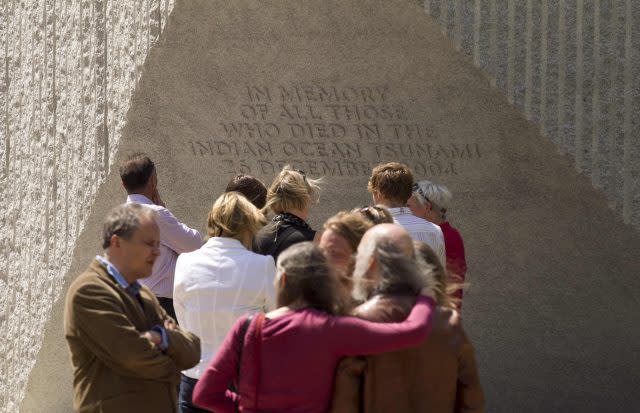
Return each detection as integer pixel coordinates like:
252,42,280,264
1,1,639,412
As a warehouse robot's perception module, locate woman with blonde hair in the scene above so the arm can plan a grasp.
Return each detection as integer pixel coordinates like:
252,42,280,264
319,211,373,306
174,192,276,413
255,166,322,260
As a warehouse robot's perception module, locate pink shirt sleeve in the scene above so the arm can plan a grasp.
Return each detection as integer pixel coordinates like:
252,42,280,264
327,296,436,356
192,316,245,413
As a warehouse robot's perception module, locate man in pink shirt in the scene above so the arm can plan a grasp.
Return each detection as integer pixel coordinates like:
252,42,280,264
120,153,202,321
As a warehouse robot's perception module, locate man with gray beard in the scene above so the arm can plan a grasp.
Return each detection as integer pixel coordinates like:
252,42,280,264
331,224,484,413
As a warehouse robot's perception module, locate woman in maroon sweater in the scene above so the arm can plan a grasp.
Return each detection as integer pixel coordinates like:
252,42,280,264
193,242,436,413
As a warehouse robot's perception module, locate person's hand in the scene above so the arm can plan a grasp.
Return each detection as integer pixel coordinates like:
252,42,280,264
164,318,178,331
151,188,165,207
142,330,162,345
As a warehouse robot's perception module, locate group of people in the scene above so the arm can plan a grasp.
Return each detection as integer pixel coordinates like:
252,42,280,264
63,153,484,413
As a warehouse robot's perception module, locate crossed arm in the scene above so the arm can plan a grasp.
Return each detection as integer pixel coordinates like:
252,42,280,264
69,283,200,382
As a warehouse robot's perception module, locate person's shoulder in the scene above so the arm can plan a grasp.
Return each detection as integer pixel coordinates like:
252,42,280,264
66,267,116,309
417,217,442,232
68,262,107,292
444,222,463,238
245,249,276,266
176,246,203,264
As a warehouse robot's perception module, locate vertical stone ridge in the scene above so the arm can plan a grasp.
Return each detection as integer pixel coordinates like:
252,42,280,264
423,0,431,15
440,0,448,34
506,2,515,104
607,0,623,210
1,1,9,180
557,0,567,154
524,0,534,119
622,0,636,225
473,0,480,66
540,0,549,134
575,0,586,172
489,0,497,86
591,0,604,189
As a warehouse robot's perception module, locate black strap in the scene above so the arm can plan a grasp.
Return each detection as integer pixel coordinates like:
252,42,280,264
232,315,253,413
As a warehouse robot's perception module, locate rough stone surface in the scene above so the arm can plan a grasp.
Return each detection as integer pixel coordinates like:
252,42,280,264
2,1,640,412
421,0,640,229
0,1,175,411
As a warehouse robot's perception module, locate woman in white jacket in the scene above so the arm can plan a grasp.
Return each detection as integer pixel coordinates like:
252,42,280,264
174,191,276,413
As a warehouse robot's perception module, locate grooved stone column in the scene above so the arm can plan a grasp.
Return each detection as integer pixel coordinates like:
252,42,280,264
0,1,175,412
421,0,640,230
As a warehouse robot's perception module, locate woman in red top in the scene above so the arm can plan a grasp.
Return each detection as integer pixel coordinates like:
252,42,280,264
408,180,467,308
192,241,436,413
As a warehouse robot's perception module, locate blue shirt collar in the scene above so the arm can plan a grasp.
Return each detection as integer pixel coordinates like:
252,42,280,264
96,255,142,296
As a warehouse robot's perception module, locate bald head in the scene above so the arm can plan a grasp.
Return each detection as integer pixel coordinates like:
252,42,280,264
359,223,414,258
352,223,422,301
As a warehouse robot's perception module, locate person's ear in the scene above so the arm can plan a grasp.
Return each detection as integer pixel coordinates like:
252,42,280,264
425,200,433,212
110,234,121,249
366,255,377,278
280,272,287,287
150,172,158,191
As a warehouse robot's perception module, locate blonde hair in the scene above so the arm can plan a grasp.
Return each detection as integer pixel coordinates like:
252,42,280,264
323,211,373,252
351,205,394,225
207,192,266,247
264,165,322,214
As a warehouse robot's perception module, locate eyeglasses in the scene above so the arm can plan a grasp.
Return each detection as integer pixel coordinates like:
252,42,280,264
412,183,430,204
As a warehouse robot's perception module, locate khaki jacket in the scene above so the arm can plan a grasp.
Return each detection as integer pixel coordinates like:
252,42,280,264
64,259,201,413
330,294,484,413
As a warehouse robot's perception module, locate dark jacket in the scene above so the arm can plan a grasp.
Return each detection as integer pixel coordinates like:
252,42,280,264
330,294,484,413
64,259,201,413
255,213,315,260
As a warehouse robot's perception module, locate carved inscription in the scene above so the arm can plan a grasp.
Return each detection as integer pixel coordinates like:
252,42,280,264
189,84,482,176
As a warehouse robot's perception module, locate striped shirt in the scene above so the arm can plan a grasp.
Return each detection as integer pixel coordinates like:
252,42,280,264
126,194,202,298
174,237,276,379
388,207,447,266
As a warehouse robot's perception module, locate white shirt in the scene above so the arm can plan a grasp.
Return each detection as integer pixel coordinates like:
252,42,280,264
174,237,276,379
388,207,447,266
126,194,202,298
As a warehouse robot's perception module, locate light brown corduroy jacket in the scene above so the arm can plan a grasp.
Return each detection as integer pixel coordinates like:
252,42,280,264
64,259,201,413
330,294,484,413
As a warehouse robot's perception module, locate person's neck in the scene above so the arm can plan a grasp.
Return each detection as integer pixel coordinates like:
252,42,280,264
129,189,153,201
266,300,309,319
284,209,308,221
378,199,406,209
104,253,138,285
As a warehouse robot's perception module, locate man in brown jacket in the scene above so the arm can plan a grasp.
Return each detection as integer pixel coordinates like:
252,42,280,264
331,224,484,413
64,203,201,413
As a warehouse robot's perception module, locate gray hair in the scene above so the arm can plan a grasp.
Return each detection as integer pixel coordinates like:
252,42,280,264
372,239,429,296
353,232,430,301
101,203,156,249
412,180,452,220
